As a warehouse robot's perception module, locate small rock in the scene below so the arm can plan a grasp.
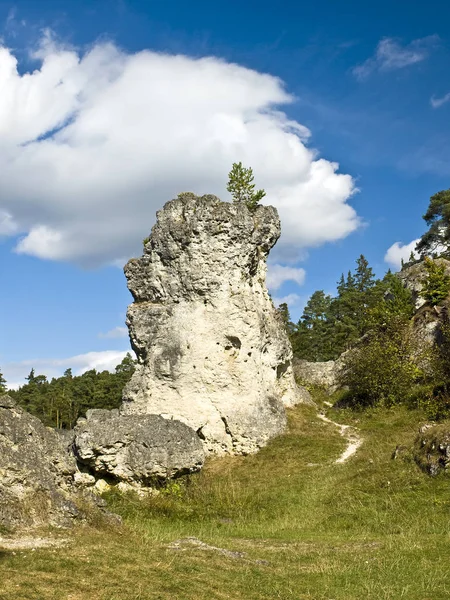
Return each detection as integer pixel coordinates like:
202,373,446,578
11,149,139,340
94,479,111,495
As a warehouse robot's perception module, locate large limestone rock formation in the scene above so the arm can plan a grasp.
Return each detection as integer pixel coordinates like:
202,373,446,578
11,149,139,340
74,409,205,483
0,395,82,530
121,193,306,455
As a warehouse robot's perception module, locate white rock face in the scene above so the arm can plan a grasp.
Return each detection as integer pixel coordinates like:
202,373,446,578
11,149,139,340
121,193,307,455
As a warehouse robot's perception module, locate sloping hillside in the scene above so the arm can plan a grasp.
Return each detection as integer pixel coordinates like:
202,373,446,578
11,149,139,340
1,395,449,600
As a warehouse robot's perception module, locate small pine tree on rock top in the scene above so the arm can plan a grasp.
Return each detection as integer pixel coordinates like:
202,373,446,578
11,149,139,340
227,162,266,210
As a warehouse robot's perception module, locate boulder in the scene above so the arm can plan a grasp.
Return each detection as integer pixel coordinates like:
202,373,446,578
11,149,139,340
0,395,81,530
121,193,308,455
413,424,450,476
73,409,205,483
293,358,343,393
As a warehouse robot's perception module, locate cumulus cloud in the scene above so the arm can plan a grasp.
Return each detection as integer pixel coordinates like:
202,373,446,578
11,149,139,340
266,264,306,291
98,326,129,339
272,293,302,308
0,34,358,266
430,92,450,109
384,239,420,270
3,350,130,390
353,36,438,80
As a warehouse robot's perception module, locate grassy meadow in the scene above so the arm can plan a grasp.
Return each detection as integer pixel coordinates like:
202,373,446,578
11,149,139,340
1,395,449,600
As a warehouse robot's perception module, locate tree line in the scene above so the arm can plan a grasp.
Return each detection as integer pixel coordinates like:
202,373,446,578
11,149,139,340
0,353,135,429
280,254,415,363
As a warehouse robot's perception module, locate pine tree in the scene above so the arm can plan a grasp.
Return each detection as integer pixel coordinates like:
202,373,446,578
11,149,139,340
0,369,7,393
416,188,450,258
421,258,450,306
277,303,296,335
227,162,266,210
292,291,334,361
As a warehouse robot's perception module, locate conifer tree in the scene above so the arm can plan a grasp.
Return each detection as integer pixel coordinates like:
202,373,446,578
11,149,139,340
227,162,266,210
421,258,450,306
417,188,450,258
0,369,7,393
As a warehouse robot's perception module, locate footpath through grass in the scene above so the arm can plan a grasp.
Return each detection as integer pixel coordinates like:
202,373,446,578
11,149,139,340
1,399,449,600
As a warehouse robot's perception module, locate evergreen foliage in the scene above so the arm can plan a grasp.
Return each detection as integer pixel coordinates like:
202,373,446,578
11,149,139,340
277,302,296,334
8,353,136,429
421,257,450,306
0,369,6,393
338,315,421,407
290,255,415,361
416,188,450,258
420,316,450,420
292,291,334,361
227,162,266,210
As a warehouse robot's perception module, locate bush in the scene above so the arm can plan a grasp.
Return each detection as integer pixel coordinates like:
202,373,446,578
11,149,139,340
338,316,422,407
421,257,450,306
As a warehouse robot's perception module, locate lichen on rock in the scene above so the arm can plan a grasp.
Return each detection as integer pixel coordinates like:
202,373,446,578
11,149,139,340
0,395,82,530
121,193,307,455
73,409,205,483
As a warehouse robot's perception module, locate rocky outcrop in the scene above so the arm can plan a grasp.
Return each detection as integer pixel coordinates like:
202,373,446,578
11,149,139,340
73,409,204,483
293,358,344,393
0,395,83,530
398,259,450,311
413,424,450,476
121,193,306,455
397,259,450,349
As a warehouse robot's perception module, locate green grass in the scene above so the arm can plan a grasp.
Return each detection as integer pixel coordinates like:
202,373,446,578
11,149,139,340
1,400,449,599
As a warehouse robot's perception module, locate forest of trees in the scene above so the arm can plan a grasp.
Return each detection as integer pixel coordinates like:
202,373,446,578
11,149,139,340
280,254,415,362
1,353,135,429
2,186,450,425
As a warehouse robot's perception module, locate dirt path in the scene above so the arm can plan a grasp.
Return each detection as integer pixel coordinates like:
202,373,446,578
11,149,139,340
318,404,362,464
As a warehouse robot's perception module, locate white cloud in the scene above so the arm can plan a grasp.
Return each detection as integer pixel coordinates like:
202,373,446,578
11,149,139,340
272,293,302,308
430,92,450,109
0,34,359,267
266,264,306,291
384,239,420,270
98,326,128,339
353,36,438,80
0,210,17,236
3,350,130,390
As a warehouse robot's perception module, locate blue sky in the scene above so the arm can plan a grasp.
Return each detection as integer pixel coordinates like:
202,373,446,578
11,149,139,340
1,0,449,387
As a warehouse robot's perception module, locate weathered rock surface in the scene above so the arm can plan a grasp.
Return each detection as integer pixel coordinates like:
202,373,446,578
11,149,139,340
293,358,344,393
398,258,450,311
0,395,81,530
74,409,205,482
396,259,450,351
121,193,306,455
413,424,450,476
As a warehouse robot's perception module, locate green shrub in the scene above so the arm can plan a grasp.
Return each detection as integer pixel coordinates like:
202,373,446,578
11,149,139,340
338,316,422,407
421,257,450,305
